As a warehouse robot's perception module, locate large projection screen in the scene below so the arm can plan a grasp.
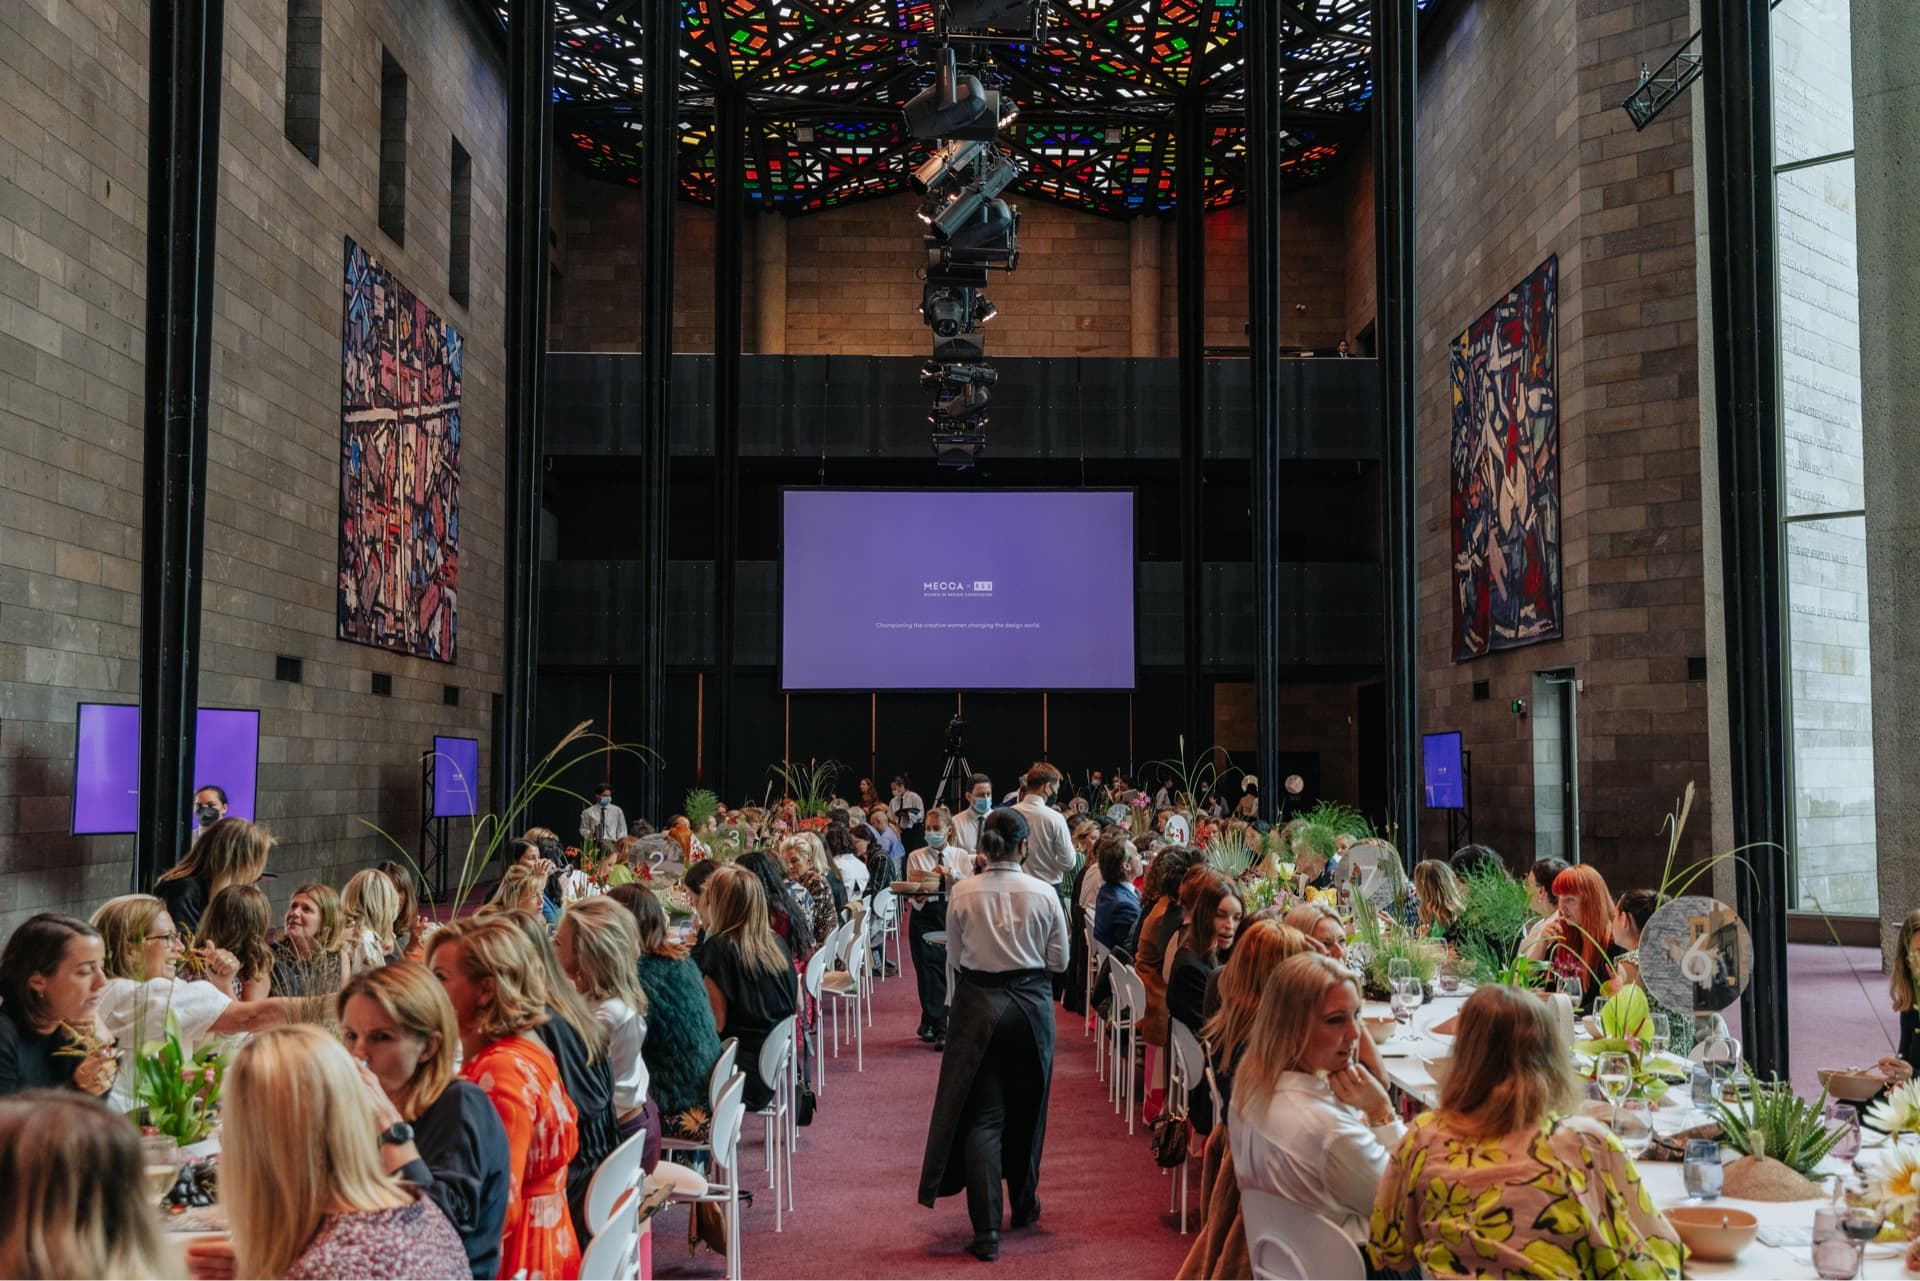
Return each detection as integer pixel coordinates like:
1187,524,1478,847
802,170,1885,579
782,489,1135,691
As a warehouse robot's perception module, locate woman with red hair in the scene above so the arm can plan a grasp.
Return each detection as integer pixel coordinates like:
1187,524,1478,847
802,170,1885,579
1523,863,1615,1003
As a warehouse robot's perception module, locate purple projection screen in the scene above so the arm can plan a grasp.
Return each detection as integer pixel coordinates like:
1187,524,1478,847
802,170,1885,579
1423,731,1465,809
72,705,262,836
782,490,1135,690
431,736,480,818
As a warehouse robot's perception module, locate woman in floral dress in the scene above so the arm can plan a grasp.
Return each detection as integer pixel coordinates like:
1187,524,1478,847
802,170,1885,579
1369,984,1682,1280
429,917,581,1281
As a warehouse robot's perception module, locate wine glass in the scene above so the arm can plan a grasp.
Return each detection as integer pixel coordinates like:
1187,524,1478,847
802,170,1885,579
1596,1051,1634,1126
1613,1097,1654,1160
1683,1139,1723,1202
1388,957,1414,989
1390,982,1417,1035
1394,976,1426,1044
1435,957,1462,995
1840,1202,1884,1280
1557,970,1584,1009
1827,1101,1862,1162
1648,1010,1671,1058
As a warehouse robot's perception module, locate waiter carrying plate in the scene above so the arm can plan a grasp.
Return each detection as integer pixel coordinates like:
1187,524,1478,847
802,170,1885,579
917,807,1069,1262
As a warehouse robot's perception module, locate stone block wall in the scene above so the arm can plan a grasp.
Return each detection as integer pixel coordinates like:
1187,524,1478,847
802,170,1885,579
0,0,509,936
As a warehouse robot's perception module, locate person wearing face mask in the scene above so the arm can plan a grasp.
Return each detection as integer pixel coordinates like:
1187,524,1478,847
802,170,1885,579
579,783,627,844
1012,763,1076,887
906,807,972,1047
190,784,228,841
949,773,994,854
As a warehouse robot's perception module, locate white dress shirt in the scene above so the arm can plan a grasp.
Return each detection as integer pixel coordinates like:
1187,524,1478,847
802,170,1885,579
1013,794,1077,886
1228,1069,1406,1243
581,802,629,843
98,977,232,1113
945,863,1070,974
892,789,926,824
835,853,871,896
593,996,650,1115
950,805,988,855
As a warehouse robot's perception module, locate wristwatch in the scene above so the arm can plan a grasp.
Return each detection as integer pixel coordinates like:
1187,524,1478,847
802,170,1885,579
378,1121,415,1147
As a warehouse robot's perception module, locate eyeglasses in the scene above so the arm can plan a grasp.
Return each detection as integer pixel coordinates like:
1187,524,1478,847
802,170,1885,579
146,931,181,945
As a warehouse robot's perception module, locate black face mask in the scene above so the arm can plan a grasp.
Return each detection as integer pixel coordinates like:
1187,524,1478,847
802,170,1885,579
195,804,220,826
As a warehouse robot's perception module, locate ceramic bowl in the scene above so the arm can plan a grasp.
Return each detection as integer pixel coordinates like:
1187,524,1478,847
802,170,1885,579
1666,1206,1757,1262
1819,1068,1888,1103
1420,1055,1453,1090
1362,1014,1399,1045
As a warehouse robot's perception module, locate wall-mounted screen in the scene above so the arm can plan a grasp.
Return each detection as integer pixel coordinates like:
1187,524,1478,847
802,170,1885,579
72,705,262,836
781,489,1135,690
431,735,480,818
1423,730,1465,809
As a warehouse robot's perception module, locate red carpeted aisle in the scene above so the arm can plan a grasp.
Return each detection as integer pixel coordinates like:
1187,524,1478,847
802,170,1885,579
654,958,1196,1280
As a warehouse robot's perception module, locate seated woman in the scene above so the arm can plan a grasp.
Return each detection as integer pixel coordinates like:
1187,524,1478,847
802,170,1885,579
270,883,343,997
1411,859,1464,940
427,917,581,1280
694,866,799,1113
1522,863,1616,1004
1369,984,1682,1280
1866,908,1920,1092
776,834,839,946
1515,855,1571,955
1606,888,1662,994
556,898,652,1141
609,883,723,1148
340,868,402,980
193,1026,468,1281
1229,953,1405,1267
1283,901,1348,960
338,962,511,1280
0,1089,175,1277
1090,832,1143,952
0,914,117,1098
1165,878,1242,1038
198,884,274,1002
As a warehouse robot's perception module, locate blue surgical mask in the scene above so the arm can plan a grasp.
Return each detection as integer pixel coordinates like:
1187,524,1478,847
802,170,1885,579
973,797,991,816
927,831,947,850
599,796,611,807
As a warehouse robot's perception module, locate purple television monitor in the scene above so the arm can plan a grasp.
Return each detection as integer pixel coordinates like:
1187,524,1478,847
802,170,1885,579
1423,731,1465,810
431,735,480,818
72,704,262,836
781,489,1136,690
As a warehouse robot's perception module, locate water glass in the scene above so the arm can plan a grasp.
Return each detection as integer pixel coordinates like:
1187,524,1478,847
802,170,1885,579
1613,1097,1654,1160
1648,1010,1671,1057
1813,1206,1864,1281
1435,960,1461,995
1596,1051,1634,1111
1827,1101,1862,1162
1388,957,1414,988
1557,971,1584,1007
1683,1139,1723,1202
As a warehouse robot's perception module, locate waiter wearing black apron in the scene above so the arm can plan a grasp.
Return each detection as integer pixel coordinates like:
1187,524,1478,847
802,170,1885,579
917,807,1070,1261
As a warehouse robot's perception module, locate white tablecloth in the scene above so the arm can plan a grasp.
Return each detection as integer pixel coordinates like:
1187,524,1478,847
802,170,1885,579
1363,991,1910,1280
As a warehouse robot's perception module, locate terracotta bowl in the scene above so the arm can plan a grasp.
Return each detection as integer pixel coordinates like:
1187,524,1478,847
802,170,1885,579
1362,1014,1399,1045
1420,1055,1453,1090
1819,1068,1889,1103
1666,1206,1757,1262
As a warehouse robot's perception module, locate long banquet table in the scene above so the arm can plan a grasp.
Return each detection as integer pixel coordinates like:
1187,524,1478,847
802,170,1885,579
1365,989,1912,1280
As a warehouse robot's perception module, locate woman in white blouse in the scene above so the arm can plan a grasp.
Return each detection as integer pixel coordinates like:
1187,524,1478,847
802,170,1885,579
556,898,650,1136
339,868,401,979
1228,951,1404,1251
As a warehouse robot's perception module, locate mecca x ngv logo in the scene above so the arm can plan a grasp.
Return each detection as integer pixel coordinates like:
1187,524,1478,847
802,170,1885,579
923,580,994,595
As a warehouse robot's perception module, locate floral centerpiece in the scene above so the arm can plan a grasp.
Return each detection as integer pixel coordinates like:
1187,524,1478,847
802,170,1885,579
1863,1082,1920,1256
1572,987,1688,1102
134,1009,227,1147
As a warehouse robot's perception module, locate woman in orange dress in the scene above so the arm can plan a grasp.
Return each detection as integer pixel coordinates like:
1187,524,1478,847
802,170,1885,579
429,916,581,1280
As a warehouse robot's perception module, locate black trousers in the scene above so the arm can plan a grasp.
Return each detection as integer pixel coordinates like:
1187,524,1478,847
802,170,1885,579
960,995,1046,1233
908,902,949,1027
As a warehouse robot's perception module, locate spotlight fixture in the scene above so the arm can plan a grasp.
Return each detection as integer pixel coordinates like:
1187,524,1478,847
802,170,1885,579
926,148,1020,241
903,50,1007,141
932,429,989,469
940,0,1051,38
920,282,975,337
928,198,1020,270
911,139,989,195
922,360,999,420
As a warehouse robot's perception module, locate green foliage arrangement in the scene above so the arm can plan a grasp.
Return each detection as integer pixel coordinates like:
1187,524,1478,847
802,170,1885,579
1202,826,1258,880
1145,738,1240,815
770,758,843,819
683,788,720,831
1286,800,1373,865
1452,859,1540,985
1350,896,1443,997
136,1009,226,1147
1711,1076,1846,1176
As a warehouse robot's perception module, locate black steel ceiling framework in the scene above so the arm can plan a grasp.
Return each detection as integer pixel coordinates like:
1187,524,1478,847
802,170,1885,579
1245,0,1284,821
711,86,746,796
1702,0,1789,1078
487,1,1436,218
502,0,557,805
137,0,225,889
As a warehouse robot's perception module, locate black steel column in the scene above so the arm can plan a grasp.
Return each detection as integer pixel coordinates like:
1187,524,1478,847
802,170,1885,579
1373,0,1419,855
136,0,224,889
1245,1,1285,819
637,0,678,821
1175,93,1209,755
712,88,745,797
1702,0,1788,1077
501,0,554,806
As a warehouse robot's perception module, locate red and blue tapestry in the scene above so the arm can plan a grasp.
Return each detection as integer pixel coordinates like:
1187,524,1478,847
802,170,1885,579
337,236,460,662
1449,255,1561,660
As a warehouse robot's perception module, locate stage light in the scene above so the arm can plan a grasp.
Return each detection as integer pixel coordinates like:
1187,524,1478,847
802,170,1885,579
929,198,1019,269
921,283,972,337
912,139,988,195
972,297,998,326
928,149,1019,241
943,0,1048,33
902,73,1004,141
932,429,988,469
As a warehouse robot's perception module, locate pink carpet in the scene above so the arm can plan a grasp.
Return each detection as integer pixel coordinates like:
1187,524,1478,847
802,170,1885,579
654,965,1197,1280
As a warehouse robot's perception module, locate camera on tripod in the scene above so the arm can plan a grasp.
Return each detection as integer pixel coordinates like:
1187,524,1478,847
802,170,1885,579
945,715,966,751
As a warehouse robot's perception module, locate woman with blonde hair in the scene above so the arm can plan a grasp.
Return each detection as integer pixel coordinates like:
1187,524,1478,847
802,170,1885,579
695,865,798,1111
379,861,430,961
0,1089,175,1278
557,898,652,1136
271,882,344,996
427,916,581,1279
1412,858,1465,938
90,894,303,1113
1370,984,1681,1279
488,862,549,918
1229,953,1402,1256
338,962,510,1279
609,884,723,1147
198,883,274,1001
776,833,838,944
154,816,274,932
1875,908,1920,1085
1283,900,1347,959
197,1025,467,1280
340,868,401,979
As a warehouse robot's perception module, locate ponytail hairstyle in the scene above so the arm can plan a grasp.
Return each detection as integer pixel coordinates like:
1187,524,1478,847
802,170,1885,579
978,807,1029,864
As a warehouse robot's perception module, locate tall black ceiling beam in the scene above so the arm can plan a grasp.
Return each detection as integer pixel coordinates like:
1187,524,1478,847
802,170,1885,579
636,0,677,822
1246,0,1286,824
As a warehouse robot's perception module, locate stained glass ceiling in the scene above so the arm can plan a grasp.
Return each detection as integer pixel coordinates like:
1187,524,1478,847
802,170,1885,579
501,1,1434,218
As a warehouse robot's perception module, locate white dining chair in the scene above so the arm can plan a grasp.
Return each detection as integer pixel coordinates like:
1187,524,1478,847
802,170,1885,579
756,1015,797,1229
1238,1187,1362,1280
664,1072,748,1281
578,1187,638,1281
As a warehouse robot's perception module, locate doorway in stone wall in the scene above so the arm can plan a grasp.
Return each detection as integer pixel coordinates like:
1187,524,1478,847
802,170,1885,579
1532,669,1579,862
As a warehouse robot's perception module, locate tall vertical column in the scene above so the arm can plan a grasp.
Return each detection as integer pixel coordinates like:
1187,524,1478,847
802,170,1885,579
501,0,554,806
137,0,225,888
1702,0,1789,1076
712,88,744,798
1852,2,1919,960
637,0,678,821
1175,94,1209,754
1245,1,1285,820
1373,0,1419,855
1130,215,1161,358
755,212,788,356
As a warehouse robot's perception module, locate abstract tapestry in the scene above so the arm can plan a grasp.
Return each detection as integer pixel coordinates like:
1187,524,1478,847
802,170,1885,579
1449,254,1561,661
337,236,460,662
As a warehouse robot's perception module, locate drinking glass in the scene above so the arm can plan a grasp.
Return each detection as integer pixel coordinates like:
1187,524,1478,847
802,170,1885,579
1596,1051,1634,1124
1435,958,1462,995
1648,1010,1671,1057
1827,1101,1862,1162
1813,1207,1859,1281
1557,971,1585,1008
1388,957,1414,988
1840,1203,1885,1280
1391,985,1416,1032
1683,1139,1723,1202
1613,1097,1654,1160
1394,977,1425,1044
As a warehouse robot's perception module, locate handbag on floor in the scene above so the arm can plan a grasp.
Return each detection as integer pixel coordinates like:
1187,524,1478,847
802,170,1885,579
1150,1106,1190,1168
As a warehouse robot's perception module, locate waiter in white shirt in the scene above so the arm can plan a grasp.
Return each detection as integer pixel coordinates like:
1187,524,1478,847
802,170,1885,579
917,808,1069,1262
891,775,927,852
949,772,994,855
905,806,972,1046
1011,763,1076,886
579,782,628,844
